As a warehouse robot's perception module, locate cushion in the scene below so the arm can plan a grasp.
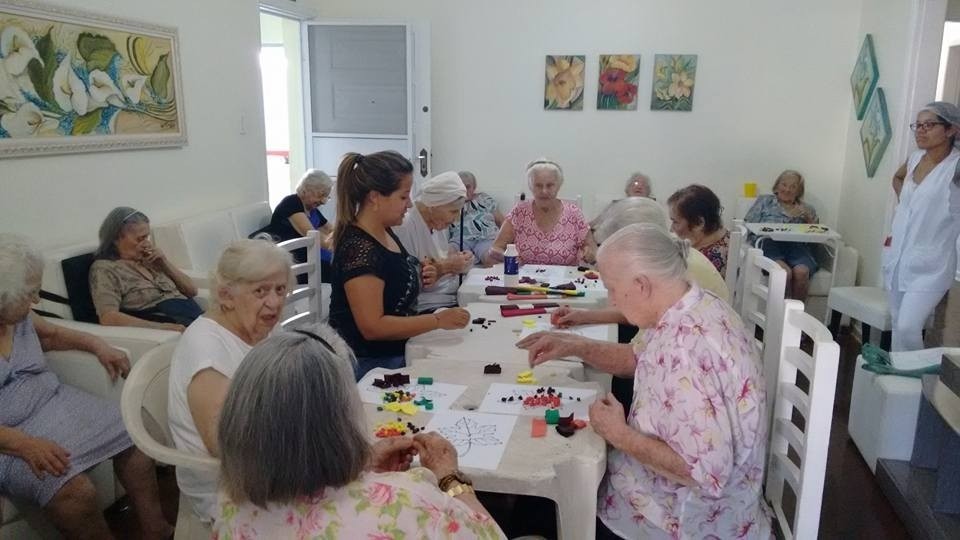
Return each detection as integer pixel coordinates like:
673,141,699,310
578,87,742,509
60,253,98,323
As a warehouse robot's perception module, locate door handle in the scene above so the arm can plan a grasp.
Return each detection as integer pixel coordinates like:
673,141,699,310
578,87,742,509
418,149,428,177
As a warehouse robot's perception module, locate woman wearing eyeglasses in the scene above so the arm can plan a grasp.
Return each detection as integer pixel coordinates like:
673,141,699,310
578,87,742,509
89,207,201,332
486,158,597,266
883,102,960,351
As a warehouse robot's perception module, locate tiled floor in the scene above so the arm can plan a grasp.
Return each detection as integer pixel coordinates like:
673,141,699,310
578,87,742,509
106,330,911,539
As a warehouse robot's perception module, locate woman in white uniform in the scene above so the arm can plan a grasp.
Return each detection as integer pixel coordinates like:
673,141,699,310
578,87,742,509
392,171,473,312
884,101,960,351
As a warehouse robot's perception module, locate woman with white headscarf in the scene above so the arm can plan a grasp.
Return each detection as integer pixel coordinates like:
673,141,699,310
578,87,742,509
885,101,960,351
393,171,474,312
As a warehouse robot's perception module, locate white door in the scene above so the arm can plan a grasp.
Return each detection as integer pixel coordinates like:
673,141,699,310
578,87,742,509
302,20,431,220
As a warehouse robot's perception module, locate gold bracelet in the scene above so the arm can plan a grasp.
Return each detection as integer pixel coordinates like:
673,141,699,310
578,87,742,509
446,482,475,497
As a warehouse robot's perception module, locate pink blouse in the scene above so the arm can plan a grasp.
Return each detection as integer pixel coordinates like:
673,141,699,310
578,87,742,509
506,200,588,265
598,285,772,539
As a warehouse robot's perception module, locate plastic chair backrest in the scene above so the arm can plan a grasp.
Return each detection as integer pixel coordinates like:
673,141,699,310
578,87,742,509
725,219,747,308
278,230,322,328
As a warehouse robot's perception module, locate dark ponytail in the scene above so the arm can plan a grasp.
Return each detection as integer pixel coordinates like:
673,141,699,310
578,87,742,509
333,151,413,245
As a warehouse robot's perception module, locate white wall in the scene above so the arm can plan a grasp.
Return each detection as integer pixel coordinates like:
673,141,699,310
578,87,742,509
309,0,862,228
837,0,943,286
0,0,267,249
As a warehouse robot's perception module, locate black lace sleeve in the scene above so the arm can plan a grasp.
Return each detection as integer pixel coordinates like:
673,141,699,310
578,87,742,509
336,227,384,282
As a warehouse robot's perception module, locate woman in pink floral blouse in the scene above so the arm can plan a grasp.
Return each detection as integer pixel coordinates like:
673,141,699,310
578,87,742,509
518,224,771,539
486,158,596,265
213,325,505,540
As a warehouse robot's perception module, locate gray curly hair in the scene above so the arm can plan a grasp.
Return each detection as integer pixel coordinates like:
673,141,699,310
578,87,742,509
0,234,44,314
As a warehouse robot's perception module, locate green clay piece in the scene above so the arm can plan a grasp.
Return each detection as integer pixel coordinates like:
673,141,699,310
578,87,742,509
417,376,434,385
545,409,560,425
425,402,434,410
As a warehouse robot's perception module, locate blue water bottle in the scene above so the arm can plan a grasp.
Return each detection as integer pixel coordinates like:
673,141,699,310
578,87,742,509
504,243,519,287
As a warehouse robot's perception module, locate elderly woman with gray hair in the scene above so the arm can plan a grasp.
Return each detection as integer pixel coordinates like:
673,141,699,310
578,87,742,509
259,169,335,274
393,170,474,312
448,171,505,264
0,234,173,539
519,225,770,539
167,239,291,522
213,325,505,539
90,207,201,331
884,101,960,351
487,158,596,265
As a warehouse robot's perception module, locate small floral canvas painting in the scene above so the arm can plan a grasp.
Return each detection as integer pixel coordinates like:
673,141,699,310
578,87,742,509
597,54,639,110
860,87,891,178
544,55,584,110
651,54,697,111
850,34,879,121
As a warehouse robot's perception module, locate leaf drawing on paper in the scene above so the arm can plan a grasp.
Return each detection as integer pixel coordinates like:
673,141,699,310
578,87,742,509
438,416,503,457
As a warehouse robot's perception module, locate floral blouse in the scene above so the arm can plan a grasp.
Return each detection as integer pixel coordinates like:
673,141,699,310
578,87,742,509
744,194,818,225
698,230,730,276
449,192,500,243
506,200,589,265
214,468,505,540
598,284,772,540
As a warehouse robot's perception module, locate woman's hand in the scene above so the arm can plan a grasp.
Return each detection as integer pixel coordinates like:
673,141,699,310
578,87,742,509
451,251,474,274
14,437,71,479
551,306,588,328
589,393,629,446
94,345,130,381
369,437,418,472
515,331,587,366
435,308,470,330
421,260,438,288
139,242,168,269
413,432,459,480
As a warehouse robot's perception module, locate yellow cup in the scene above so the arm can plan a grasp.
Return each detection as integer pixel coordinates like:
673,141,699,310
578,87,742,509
744,182,758,198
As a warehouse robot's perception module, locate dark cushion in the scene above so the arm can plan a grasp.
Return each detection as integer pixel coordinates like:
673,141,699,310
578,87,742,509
60,253,98,323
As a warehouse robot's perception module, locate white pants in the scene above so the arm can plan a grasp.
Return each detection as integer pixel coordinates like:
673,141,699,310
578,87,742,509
888,287,947,351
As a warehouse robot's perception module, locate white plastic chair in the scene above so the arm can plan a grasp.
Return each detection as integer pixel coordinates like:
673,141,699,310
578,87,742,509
765,300,839,540
739,248,788,427
278,230,323,328
725,219,748,309
120,341,218,540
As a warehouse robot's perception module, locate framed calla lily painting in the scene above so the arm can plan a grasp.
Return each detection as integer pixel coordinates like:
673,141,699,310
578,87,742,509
544,55,585,110
0,0,186,158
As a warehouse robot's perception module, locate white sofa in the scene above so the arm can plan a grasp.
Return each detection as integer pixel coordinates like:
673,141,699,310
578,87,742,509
1,322,179,539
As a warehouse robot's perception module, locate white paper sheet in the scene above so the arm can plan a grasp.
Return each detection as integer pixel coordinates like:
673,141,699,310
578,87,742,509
478,383,596,418
357,375,467,411
423,411,517,470
516,321,610,342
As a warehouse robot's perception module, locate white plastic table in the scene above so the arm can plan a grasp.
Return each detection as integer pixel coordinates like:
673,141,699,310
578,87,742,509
457,264,608,308
407,303,615,389
745,222,843,293
363,360,606,540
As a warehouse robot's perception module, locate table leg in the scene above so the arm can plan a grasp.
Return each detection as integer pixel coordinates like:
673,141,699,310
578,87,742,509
552,457,605,540
881,331,892,351
828,310,842,338
862,323,872,346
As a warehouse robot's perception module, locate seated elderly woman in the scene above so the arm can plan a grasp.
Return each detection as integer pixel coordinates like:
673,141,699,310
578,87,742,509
213,324,505,538
666,184,730,275
448,171,505,264
258,169,335,280
89,207,201,332
330,151,470,380
168,239,291,522
590,172,655,230
393,171,474,312
517,224,770,539
744,170,819,300
486,158,596,266
0,234,172,539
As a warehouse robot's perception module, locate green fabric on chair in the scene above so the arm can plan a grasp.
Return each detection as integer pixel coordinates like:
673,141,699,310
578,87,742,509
859,342,941,378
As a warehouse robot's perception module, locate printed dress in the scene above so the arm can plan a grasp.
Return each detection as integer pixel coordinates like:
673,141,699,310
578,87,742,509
214,468,505,540
598,285,772,539
506,200,589,265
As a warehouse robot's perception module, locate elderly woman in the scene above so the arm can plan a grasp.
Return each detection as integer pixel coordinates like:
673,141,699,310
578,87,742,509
666,184,730,276
518,225,770,539
259,169,335,279
0,234,172,539
213,325,505,538
448,171,505,264
487,158,596,265
885,101,960,351
90,207,201,332
590,172,655,230
167,239,291,522
393,171,474,312
744,171,819,300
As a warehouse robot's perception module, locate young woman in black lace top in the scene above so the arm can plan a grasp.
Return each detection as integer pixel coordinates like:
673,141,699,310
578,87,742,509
329,151,471,379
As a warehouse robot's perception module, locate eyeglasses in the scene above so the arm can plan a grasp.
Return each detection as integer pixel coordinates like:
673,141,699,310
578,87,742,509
909,121,948,132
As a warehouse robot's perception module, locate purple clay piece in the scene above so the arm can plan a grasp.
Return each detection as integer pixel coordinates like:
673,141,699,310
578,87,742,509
501,397,507,402
555,424,576,437
558,413,574,427
472,317,487,325
484,363,502,374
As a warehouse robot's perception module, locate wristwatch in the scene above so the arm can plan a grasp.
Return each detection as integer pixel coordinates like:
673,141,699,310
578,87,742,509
438,470,473,495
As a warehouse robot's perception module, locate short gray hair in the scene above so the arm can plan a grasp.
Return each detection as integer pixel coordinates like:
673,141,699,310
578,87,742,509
625,173,651,195
598,223,689,282
594,197,668,244
297,169,333,196
458,171,477,188
525,157,564,187
211,239,292,310
218,324,368,506
96,207,149,259
0,234,44,313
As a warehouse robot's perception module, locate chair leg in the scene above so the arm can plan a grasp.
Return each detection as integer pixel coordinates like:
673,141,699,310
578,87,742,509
828,310,842,338
861,322,872,345
880,331,892,351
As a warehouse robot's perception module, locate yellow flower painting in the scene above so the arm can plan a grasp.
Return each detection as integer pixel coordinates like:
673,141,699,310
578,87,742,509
544,55,584,111
651,54,697,112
